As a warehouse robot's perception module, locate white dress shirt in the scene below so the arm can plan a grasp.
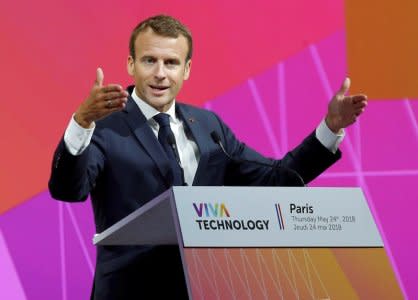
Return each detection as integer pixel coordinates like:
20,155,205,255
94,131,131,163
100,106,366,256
131,90,200,185
64,89,344,185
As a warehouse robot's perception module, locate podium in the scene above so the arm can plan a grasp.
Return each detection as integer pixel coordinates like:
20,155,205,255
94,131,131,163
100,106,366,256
94,187,403,299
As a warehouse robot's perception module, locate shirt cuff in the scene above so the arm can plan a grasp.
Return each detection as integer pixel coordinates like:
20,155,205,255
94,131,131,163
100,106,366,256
315,119,344,154
64,114,95,155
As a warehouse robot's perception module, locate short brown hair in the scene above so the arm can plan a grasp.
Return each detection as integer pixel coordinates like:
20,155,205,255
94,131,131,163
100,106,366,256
129,15,193,61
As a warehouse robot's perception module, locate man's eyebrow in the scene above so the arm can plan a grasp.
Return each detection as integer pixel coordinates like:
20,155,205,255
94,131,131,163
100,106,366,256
140,55,155,59
165,58,181,63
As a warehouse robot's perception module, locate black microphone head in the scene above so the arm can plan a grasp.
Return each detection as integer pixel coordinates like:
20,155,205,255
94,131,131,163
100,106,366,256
211,130,234,160
210,131,221,144
166,132,176,146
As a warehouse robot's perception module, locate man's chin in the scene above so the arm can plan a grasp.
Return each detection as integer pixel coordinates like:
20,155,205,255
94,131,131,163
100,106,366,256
147,97,174,112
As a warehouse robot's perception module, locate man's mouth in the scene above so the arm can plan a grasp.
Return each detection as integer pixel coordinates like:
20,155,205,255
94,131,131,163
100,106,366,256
149,84,169,91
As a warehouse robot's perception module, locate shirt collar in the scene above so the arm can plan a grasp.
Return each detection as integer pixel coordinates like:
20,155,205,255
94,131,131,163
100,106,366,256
131,88,178,124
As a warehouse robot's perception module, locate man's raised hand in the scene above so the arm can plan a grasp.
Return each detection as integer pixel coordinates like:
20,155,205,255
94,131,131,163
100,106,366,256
74,68,129,128
325,78,368,133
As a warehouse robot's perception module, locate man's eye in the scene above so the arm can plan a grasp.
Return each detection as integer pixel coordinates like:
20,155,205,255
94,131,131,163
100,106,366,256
166,60,179,66
143,58,155,64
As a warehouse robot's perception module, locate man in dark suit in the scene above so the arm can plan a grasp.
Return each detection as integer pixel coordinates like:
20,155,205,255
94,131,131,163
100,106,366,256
49,15,367,299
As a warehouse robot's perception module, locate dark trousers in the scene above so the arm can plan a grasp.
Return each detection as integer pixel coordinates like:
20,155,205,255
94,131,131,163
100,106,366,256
92,246,189,299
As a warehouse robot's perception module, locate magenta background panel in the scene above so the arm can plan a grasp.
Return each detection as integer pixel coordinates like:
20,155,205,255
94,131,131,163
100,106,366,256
0,230,27,299
1,0,417,299
0,192,95,300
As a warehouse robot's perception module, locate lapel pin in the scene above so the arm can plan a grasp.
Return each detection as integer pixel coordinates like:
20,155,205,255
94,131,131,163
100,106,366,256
189,117,195,123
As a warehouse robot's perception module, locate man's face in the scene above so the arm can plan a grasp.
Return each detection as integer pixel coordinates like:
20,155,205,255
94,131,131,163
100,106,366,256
127,28,191,112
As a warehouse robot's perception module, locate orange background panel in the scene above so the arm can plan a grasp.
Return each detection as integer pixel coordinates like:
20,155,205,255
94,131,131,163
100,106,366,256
346,0,418,99
332,248,404,300
183,248,403,299
0,109,54,215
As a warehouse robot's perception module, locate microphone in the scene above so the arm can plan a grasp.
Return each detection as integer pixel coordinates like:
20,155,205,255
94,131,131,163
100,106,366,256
166,133,187,186
210,131,305,186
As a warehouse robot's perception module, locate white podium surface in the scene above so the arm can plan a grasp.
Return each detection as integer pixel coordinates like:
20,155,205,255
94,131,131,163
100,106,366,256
94,187,382,248
174,187,382,247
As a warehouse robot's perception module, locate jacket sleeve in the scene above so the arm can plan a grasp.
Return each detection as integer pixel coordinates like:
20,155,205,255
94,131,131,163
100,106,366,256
213,113,341,186
48,132,106,202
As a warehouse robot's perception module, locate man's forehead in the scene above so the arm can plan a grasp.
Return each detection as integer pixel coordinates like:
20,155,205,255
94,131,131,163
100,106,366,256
135,28,187,46
134,28,189,58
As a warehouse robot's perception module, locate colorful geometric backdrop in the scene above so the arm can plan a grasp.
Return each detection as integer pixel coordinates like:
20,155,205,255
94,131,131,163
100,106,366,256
0,0,417,299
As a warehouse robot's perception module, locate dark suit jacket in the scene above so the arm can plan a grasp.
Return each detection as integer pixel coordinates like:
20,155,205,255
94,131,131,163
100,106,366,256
49,90,340,299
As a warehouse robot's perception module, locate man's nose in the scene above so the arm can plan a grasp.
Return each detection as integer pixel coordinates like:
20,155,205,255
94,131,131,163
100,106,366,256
153,62,166,80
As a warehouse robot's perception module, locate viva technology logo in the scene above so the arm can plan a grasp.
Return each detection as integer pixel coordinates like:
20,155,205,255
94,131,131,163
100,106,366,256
192,202,269,231
193,202,230,218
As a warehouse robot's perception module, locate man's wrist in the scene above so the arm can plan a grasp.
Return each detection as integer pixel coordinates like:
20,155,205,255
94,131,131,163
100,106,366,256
325,115,342,134
316,119,344,154
74,113,93,129
64,114,95,155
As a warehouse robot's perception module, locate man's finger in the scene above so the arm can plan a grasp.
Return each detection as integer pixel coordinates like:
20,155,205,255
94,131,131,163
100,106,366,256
355,106,365,114
352,94,367,103
101,91,128,101
108,106,126,114
111,97,128,106
353,101,367,109
103,98,127,109
337,77,351,96
101,84,126,93
95,67,104,87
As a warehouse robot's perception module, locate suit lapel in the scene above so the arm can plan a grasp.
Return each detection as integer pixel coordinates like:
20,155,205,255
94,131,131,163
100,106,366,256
121,97,214,186
176,104,211,185
122,98,171,187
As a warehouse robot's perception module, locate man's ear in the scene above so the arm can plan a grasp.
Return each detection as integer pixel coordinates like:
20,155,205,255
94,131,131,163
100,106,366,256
183,59,192,80
127,56,134,76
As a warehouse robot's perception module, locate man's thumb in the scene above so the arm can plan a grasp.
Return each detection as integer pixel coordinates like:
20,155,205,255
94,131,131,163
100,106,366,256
337,77,350,96
95,67,104,86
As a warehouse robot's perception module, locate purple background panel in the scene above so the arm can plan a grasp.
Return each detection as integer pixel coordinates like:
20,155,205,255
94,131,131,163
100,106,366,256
0,192,95,300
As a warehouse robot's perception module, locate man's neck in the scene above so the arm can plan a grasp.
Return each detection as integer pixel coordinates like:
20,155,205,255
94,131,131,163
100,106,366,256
131,87,176,121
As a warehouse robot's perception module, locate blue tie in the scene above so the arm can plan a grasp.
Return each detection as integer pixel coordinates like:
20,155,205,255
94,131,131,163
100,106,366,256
153,113,183,185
